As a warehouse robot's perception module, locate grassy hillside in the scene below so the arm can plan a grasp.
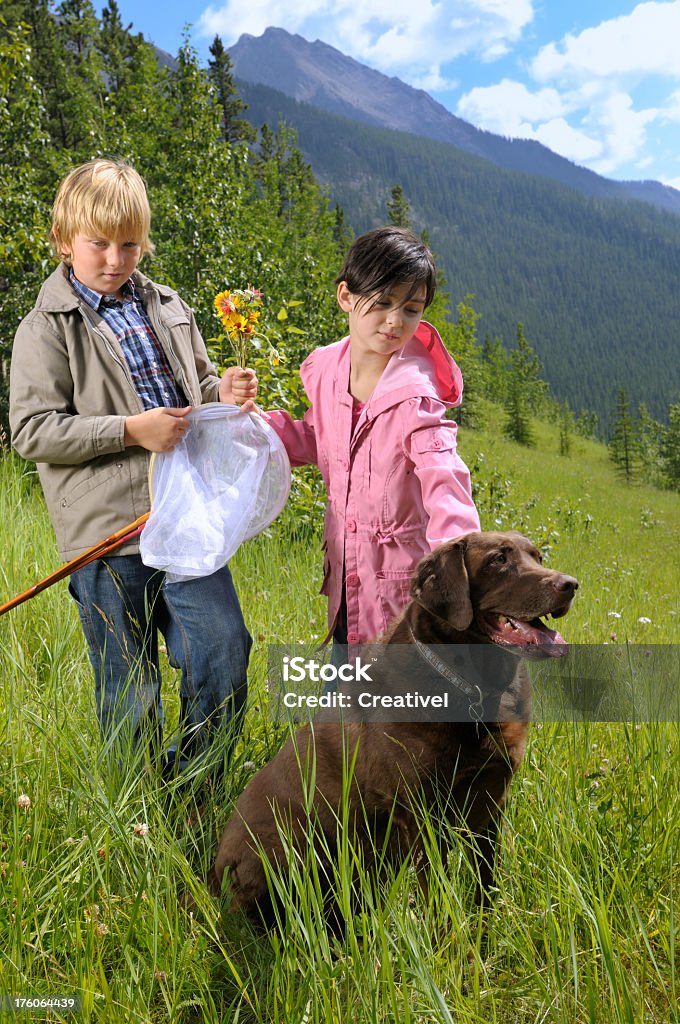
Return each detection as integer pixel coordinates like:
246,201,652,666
0,419,678,1021
460,402,680,647
239,80,680,428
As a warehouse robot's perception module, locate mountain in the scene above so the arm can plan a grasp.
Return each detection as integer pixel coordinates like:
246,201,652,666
229,28,680,216
230,76,680,428
153,45,178,72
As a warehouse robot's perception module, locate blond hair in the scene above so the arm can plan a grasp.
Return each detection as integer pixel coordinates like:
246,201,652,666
51,159,155,263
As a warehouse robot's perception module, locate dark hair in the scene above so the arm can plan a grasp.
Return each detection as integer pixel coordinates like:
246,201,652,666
335,226,437,309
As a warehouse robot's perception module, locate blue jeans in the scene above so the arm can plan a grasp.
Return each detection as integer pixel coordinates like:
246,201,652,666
69,555,251,774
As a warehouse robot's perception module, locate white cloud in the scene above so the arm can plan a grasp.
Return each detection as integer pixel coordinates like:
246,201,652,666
411,69,460,93
663,89,680,122
457,80,606,164
532,1,680,83
456,78,660,173
582,92,658,174
482,42,512,62
456,3,680,178
197,0,320,42
457,79,571,136
532,118,603,163
345,2,442,69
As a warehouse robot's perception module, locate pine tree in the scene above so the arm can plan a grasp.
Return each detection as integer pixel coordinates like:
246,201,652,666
637,402,665,487
149,35,239,307
207,35,255,144
333,204,353,251
503,323,547,446
99,0,138,93
387,184,411,227
558,401,574,456
99,29,169,170
574,409,599,439
660,399,680,490
608,387,639,484
448,298,483,427
481,335,510,398
53,0,106,154
248,122,343,342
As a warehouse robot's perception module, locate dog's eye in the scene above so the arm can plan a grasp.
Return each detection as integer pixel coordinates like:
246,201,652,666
492,553,507,565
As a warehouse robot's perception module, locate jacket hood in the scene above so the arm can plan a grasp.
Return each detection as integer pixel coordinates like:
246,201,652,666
369,320,463,414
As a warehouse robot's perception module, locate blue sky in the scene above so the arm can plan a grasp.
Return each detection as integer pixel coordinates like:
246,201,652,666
105,0,680,190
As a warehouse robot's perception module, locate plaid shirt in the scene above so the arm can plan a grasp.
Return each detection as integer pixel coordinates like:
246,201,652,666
70,271,187,410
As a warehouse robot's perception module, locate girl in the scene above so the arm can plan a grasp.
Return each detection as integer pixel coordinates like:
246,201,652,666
266,226,480,646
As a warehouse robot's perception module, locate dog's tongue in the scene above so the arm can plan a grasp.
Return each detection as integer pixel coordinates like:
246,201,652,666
482,613,568,658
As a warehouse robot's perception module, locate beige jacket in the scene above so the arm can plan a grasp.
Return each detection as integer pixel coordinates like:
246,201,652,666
9,264,221,558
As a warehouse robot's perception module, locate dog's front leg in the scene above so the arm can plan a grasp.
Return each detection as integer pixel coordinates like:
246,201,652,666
470,817,499,910
392,811,429,902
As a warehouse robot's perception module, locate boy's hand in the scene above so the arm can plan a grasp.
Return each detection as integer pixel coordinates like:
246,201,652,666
220,366,258,407
124,406,192,452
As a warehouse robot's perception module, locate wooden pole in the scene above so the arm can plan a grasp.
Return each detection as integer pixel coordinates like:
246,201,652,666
0,512,149,616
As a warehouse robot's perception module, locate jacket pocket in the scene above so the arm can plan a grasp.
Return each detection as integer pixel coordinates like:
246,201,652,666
410,425,457,456
60,458,126,511
54,457,136,554
375,570,413,633
161,312,191,330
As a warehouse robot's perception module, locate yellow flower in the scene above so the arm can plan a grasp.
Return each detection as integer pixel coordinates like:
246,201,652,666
212,285,282,372
214,291,235,318
226,313,248,334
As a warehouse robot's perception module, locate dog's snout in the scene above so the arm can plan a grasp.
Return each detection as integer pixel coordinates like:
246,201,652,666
554,574,578,594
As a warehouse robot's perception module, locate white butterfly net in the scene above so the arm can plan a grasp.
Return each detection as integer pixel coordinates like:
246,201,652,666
140,404,291,582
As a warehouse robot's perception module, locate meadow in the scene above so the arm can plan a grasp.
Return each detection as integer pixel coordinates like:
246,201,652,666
0,411,678,1023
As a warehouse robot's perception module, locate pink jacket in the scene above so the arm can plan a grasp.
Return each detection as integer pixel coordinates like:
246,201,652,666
266,321,480,644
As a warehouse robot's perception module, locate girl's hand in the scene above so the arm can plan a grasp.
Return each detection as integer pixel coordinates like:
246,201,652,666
124,406,192,452
239,400,263,415
220,366,258,406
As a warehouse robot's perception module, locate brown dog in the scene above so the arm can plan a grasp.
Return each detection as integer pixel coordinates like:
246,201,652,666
209,531,578,925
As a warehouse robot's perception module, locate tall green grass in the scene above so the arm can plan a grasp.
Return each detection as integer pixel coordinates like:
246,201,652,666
1,417,678,1023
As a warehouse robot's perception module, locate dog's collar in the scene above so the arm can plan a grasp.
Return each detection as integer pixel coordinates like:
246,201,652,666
408,627,483,722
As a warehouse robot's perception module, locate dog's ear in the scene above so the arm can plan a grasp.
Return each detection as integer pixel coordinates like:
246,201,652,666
411,540,473,631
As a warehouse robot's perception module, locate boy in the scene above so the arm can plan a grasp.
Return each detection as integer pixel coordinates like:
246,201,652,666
9,159,256,779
